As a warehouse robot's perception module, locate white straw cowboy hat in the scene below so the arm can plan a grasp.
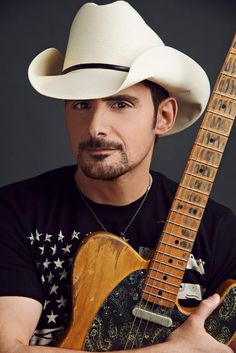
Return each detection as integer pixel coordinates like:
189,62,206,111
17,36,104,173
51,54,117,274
28,1,210,135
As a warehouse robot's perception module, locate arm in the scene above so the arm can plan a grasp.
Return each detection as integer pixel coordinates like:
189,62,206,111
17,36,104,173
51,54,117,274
0,295,234,353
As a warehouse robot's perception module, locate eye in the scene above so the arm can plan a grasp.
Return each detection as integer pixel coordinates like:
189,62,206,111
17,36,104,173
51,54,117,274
73,101,90,110
112,102,132,109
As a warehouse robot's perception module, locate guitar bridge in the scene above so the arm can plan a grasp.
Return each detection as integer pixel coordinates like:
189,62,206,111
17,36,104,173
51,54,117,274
132,307,173,328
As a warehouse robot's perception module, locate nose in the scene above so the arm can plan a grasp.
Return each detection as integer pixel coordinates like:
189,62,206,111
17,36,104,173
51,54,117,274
88,103,111,138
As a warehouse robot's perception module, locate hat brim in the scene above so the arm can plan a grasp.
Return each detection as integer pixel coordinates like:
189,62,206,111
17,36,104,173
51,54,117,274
28,46,210,135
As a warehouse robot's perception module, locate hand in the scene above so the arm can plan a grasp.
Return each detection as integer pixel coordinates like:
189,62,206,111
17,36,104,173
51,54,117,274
164,294,233,353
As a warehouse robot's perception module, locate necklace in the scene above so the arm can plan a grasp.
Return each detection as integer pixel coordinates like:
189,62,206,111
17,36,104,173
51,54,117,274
79,175,152,242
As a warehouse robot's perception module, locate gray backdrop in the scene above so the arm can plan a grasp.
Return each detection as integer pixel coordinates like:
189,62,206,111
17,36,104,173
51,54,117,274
1,0,236,212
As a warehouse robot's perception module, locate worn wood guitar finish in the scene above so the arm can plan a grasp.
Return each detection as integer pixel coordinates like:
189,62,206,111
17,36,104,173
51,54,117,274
57,34,236,350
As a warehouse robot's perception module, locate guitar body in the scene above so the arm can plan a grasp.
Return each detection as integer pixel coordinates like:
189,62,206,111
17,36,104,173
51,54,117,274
57,233,236,350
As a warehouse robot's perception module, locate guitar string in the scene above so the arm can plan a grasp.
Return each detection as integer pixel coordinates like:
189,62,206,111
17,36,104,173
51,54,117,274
125,98,228,348
135,95,231,347
131,64,234,347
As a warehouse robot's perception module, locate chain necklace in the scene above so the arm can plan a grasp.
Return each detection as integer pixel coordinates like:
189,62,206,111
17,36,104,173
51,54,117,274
79,175,152,242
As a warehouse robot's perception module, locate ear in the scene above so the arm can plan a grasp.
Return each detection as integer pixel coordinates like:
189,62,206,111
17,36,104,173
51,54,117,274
154,97,178,136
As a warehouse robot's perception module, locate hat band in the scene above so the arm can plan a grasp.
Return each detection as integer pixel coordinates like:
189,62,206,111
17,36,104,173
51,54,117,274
62,63,130,74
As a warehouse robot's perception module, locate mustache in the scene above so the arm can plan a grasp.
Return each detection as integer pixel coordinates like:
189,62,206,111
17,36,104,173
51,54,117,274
79,138,123,151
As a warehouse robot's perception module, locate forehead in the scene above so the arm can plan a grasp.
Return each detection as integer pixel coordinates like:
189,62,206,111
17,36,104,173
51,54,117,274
106,82,151,99
64,82,152,106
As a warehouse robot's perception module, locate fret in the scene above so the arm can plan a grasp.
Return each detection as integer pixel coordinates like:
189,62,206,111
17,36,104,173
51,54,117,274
190,156,221,169
167,218,199,231
152,255,187,270
156,243,191,261
145,282,177,296
149,267,183,280
223,52,236,77
185,160,217,181
175,187,208,207
170,206,202,220
145,277,180,291
152,259,185,272
164,222,196,240
202,113,234,135
180,174,213,195
157,251,188,263
191,145,222,167
142,290,176,304
196,129,227,152
215,74,236,99
179,183,209,196
160,240,192,252
174,195,205,208
184,171,215,185
163,230,195,243
208,94,236,118
167,216,200,231
148,273,182,284
171,198,204,219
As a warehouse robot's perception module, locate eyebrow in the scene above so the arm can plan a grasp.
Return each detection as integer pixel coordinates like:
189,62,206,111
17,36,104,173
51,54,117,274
101,95,139,103
68,95,140,105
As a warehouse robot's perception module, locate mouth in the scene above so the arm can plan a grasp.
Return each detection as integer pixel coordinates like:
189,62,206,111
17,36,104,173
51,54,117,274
87,147,117,154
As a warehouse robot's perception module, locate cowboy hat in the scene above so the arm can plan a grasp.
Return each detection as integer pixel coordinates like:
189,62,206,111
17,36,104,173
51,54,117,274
28,1,210,135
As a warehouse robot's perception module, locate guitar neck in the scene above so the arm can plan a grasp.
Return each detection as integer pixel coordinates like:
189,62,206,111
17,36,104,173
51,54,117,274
143,34,236,309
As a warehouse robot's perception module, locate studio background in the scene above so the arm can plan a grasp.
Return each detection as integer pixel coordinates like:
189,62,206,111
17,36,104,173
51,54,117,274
0,0,236,212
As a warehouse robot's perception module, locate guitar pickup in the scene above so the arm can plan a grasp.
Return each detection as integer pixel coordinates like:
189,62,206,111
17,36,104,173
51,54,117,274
132,307,173,328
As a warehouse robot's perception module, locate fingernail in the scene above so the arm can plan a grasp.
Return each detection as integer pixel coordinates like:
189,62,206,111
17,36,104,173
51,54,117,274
211,293,220,303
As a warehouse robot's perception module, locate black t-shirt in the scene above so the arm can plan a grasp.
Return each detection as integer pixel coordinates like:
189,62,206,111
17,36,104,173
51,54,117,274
0,165,235,346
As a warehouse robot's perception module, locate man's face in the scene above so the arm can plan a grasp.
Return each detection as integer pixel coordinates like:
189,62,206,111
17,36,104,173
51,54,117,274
65,83,163,180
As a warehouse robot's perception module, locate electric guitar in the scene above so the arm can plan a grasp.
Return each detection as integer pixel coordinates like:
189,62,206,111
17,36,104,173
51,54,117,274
57,34,236,350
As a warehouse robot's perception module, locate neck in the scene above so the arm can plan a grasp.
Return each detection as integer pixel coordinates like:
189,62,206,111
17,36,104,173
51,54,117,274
74,167,152,206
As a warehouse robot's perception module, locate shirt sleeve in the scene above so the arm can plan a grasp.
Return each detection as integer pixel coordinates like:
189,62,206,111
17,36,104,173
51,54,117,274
0,187,44,304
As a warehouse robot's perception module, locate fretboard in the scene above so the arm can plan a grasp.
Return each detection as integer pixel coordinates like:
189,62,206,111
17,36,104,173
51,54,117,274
142,33,236,309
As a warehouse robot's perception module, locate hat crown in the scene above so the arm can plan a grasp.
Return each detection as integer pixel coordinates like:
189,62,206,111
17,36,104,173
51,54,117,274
63,1,164,70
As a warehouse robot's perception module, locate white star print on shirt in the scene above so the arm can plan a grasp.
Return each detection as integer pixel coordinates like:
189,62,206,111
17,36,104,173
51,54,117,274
59,269,68,280
56,295,67,308
27,233,35,245
45,233,52,242
39,246,45,255
47,271,54,283
35,229,42,241
62,244,72,254
43,258,51,269
50,284,59,295
46,311,59,324
50,244,57,256
71,231,80,240
54,258,64,269
43,300,50,309
58,231,64,242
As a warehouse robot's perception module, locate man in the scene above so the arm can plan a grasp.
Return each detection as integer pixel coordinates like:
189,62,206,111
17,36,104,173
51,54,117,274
0,1,235,352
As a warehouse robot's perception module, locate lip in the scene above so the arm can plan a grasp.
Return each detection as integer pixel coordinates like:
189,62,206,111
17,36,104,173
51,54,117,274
86,148,117,154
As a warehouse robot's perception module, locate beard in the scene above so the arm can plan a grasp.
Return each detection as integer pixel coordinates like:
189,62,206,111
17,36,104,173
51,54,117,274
77,138,132,181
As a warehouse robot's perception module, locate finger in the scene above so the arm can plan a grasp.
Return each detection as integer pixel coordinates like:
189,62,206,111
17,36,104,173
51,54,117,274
192,294,220,323
229,339,236,352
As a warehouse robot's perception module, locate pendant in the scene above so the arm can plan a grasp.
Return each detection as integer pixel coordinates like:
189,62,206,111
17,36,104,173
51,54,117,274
119,232,130,242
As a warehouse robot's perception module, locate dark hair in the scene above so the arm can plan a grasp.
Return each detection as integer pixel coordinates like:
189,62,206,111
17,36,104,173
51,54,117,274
142,80,169,127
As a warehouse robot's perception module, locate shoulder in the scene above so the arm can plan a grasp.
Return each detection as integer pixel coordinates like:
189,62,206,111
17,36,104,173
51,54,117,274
0,165,77,207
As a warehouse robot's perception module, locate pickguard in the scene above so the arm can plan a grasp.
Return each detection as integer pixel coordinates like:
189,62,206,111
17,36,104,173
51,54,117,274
84,270,236,351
